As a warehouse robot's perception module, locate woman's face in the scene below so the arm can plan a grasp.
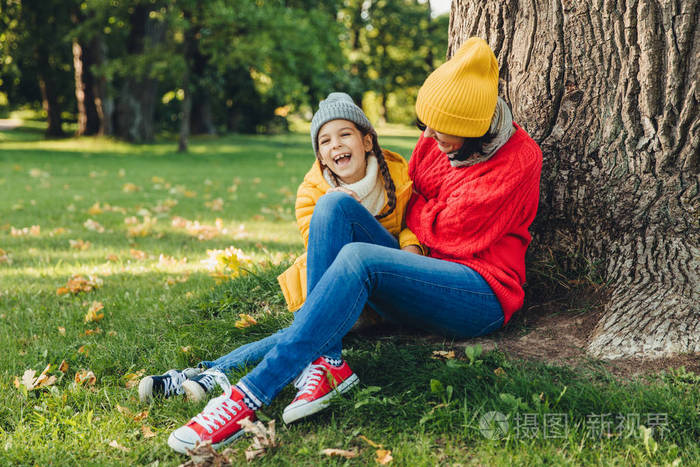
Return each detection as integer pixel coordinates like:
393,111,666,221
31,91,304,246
423,126,465,154
317,119,372,184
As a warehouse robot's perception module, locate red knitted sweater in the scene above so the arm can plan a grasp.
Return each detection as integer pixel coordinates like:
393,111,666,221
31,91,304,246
406,123,542,324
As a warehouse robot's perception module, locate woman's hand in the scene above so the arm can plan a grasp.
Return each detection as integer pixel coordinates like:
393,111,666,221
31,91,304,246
401,245,423,255
326,186,361,203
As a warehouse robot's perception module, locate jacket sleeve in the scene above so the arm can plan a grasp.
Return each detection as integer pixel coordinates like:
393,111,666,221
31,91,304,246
410,148,541,258
398,227,423,252
295,179,322,249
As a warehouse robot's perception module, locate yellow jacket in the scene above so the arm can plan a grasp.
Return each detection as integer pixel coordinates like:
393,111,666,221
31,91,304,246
277,149,420,312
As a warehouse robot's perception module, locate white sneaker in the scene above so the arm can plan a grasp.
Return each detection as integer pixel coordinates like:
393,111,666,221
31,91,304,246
138,368,201,402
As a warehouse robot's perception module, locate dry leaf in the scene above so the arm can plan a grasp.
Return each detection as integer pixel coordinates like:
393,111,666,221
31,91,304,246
58,360,69,372
124,369,145,388
78,345,89,355
122,183,141,193
322,448,358,459
84,327,102,336
106,254,119,262
234,314,257,329
240,417,276,461
87,202,103,215
14,365,57,391
129,249,147,260
432,350,455,360
75,370,97,386
108,440,130,452
494,367,506,376
58,326,66,335
69,239,92,251
0,248,12,264
57,274,103,295
84,301,105,323
116,405,148,421
375,449,393,464
83,219,105,233
181,346,191,353
182,440,235,466
141,425,156,439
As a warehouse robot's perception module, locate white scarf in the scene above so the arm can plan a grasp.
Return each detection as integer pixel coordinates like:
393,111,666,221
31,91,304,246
323,154,385,216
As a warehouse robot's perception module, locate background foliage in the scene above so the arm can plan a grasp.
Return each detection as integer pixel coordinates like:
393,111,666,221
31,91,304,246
0,0,449,140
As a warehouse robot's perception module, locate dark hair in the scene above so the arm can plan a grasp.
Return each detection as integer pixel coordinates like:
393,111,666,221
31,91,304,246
415,118,496,162
315,124,397,220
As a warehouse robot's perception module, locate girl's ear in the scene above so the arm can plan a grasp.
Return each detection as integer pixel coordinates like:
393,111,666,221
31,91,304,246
363,133,373,152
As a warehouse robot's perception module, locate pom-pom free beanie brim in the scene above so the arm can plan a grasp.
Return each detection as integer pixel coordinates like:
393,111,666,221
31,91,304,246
416,37,499,137
310,92,374,153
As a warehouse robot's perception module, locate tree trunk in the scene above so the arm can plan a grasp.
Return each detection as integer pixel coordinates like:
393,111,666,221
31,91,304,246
37,73,64,138
92,34,113,136
72,40,101,136
449,0,699,359
114,5,165,142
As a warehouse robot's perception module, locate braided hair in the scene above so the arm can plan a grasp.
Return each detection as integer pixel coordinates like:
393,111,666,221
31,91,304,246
315,124,397,221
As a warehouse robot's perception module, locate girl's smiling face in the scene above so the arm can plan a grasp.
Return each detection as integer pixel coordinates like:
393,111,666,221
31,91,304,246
317,120,372,184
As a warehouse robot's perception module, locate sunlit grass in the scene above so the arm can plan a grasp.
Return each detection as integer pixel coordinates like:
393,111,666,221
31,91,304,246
0,123,697,466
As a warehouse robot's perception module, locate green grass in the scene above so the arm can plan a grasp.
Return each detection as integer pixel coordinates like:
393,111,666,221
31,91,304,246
0,123,698,466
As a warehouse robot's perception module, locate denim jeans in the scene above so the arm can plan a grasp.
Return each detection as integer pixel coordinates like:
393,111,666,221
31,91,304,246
207,192,503,405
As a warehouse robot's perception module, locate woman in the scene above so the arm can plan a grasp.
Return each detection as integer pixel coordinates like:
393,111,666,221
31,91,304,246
166,37,543,454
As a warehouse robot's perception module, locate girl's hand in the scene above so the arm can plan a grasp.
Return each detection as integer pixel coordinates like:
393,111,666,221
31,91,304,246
402,245,423,255
327,186,361,203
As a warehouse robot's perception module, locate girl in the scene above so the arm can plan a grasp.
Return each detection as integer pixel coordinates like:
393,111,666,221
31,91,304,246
139,93,422,409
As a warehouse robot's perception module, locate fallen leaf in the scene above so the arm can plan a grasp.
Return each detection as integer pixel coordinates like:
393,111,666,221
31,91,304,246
182,440,235,466
375,449,393,465
69,239,92,251
240,417,276,461
124,369,146,388
14,365,58,391
58,360,69,372
141,425,156,439
122,183,141,193
322,448,358,459
78,345,89,355
106,254,119,262
108,440,130,452
116,405,148,421
75,370,97,386
431,350,455,360
57,326,66,335
0,248,11,264
84,327,102,336
84,301,105,323
57,274,103,295
234,313,257,329
10,225,41,237
87,202,103,215
494,367,506,376
181,346,191,353
83,219,105,233
205,197,224,211
129,249,147,260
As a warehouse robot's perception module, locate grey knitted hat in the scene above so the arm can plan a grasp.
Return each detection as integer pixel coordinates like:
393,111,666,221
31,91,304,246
310,92,374,153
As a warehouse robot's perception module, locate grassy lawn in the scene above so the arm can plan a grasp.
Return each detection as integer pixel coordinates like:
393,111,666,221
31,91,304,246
1,122,698,466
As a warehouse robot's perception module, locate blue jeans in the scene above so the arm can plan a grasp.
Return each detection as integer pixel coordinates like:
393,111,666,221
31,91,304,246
206,192,503,405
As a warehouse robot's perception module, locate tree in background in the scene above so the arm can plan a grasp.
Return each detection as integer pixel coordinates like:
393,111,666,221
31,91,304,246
0,0,449,141
0,0,78,136
449,1,698,359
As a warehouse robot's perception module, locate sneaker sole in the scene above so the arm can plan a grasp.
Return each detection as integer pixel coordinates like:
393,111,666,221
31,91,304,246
182,380,207,402
167,425,247,454
282,374,359,424
138,377,154,402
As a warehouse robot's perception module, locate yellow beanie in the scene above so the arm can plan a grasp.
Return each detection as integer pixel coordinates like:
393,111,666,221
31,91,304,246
415,37,499,137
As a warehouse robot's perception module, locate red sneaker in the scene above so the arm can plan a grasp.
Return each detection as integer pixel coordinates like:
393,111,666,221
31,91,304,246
282,357,359,424
168,376,256,454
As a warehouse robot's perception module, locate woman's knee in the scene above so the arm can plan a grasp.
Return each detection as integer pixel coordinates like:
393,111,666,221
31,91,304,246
335,243,381,277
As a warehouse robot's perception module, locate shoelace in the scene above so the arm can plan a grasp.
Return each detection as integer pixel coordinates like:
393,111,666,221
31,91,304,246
195,371,218,392
294,362,327,396
162,369,187,396
191,371,243,434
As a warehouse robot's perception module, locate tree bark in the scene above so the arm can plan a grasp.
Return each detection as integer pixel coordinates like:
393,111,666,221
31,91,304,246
449,0,699,359
37,72,64,138
72,40,101,136
114,5,165,142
